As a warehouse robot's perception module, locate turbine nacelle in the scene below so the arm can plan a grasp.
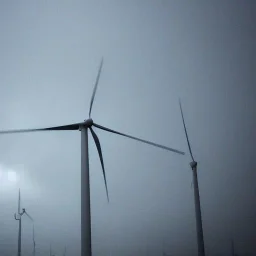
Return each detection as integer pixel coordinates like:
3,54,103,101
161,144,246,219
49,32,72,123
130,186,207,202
190,161,197,169
84,118,93,127
80,118,93,130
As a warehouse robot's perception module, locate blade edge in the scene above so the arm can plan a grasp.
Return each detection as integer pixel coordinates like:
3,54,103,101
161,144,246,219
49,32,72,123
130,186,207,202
93,123,185,155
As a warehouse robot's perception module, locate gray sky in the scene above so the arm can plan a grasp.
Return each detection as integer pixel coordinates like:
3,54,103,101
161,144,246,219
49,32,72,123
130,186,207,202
0,1,255,255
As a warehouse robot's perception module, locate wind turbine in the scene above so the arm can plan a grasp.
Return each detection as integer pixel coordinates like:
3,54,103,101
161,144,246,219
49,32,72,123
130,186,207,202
231,239,235,256
179,99,205,256
162,240,172,256
63,246,67,256
230,238,239,256
14,189,34,256
0,58,185,256
49,244,55,256
32,224,35,256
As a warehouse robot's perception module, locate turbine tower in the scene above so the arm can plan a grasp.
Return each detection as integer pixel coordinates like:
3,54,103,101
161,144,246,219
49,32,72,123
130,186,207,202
162,240,172,256
231,238,238,256
63,246,67,256
49,244,55,256
32,224,36,256
179,99,205,256
0,58,185,256
14,189,34,256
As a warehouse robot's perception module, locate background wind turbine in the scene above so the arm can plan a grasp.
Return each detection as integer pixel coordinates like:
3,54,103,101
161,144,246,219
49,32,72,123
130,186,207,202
32,224,36,256
230,238,240,256
14,189,34,256
0,58,185,256
179,99,205,256
162,240,172,256
63,246,67,256
49,243,55,256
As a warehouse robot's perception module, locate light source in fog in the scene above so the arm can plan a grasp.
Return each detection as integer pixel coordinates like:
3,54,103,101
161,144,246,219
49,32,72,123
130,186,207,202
7,170,17,183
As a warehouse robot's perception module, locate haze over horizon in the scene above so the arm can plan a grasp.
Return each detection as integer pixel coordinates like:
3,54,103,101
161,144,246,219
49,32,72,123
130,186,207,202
0,1,255,255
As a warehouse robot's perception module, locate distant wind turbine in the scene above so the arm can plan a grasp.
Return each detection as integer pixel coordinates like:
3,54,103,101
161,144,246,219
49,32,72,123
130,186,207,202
32,224,36,256
162,240,172,256
63,246,67,256
49,244,55,256
179,99,205,256
0,58,185,256
231,238,239,256
14,189,34,256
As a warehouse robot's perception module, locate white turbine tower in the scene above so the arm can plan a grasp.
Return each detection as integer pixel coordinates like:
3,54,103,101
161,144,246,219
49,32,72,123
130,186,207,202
0,58,185,256
15,189,34,256
179,99,205,256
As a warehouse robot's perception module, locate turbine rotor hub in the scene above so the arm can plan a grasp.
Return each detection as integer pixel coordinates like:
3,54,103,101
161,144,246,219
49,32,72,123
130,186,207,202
84,118,93,127
190,161,197,169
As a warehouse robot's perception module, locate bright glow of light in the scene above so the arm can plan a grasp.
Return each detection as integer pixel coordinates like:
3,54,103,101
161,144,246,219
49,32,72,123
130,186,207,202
7,171,17,183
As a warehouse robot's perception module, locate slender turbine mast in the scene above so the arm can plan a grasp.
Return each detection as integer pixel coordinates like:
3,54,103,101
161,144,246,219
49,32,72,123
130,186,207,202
231,238,236,256
179,99,205,256
32,224,36,256
49,244,55,256
14,189,34,256
0,59,185,256
63,246,67,256
162,240,172,256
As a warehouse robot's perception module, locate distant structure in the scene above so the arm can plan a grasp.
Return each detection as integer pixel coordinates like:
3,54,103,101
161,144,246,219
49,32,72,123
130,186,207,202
50,244,54,256
63,246,67,256
231,239,235,256
14,189,34,256
179,99,205,256
162,240,172,256
231,238,240,256
32,224,36,256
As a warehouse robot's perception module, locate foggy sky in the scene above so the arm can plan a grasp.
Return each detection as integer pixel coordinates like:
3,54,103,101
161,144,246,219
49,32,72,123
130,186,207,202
0,1,255,255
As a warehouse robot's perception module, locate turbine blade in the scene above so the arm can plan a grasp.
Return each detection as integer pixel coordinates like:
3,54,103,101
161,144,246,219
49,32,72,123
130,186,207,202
89,127,109,202
0,123,81,135
24,211,34,222
18,188,21,213
93,123,185,155
179,99,195,161
89,57,104,117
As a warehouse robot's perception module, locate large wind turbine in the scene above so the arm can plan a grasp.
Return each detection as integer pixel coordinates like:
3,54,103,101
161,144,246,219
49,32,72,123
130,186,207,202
14,189,34,256
179,99,205,256
0,58,185,256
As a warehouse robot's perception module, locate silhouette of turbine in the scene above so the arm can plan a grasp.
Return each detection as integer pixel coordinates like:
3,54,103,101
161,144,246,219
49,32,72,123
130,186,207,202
179,99,205,256
14,189,34,256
